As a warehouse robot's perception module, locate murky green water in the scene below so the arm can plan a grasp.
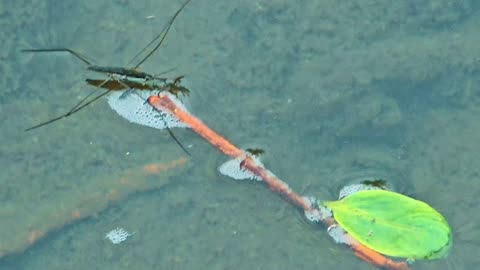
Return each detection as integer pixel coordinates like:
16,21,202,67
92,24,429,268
1,0,479,269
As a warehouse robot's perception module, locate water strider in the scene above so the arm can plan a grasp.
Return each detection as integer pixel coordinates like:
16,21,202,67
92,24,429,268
23,0,193,155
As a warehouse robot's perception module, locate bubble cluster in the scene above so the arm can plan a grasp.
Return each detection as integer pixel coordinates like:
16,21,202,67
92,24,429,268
327,225,352,245
105,227,133,244
107,90,188,129
302,196,332,223
218,157,260,181
338,183,383,199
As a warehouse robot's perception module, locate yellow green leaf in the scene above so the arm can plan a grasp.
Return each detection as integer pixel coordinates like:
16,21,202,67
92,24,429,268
323,190,451,259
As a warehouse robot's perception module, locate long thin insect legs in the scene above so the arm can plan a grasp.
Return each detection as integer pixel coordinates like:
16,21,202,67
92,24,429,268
21,48,92,65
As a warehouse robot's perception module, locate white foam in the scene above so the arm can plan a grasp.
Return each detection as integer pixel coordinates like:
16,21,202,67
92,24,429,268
327,225,353,245
107,90,187,129
302,196,332,222
105,227,133,244
338,183,382,199
218,157,261,181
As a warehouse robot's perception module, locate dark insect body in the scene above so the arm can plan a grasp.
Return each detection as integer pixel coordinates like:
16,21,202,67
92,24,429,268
23,0,193,155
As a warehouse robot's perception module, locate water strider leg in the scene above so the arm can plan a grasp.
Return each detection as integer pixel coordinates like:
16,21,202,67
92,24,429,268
129,0,193,68
25,78,113,131
21,48,92,65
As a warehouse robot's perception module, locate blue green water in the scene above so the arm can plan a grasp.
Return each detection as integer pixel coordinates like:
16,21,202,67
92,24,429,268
1,0,479,269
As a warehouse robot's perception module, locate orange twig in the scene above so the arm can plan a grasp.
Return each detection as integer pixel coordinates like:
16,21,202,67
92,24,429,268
148,94,411,270
350,240,410,270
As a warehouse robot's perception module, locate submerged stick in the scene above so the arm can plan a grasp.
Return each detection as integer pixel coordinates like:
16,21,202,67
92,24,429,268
147,94,410,270
0,157,187,260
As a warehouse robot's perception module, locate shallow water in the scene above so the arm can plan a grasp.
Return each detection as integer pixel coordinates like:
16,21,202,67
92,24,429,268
1,0,480,269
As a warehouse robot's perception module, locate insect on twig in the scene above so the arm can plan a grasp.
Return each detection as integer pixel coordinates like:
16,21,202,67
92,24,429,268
22,0,193,155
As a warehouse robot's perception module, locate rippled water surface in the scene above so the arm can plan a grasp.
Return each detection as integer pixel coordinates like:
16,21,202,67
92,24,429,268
1,1,479,269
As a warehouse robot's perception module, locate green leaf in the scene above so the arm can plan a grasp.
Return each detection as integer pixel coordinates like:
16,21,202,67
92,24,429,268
323,190,451,260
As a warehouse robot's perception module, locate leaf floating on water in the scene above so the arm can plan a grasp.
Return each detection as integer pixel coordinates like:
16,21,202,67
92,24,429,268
323,190,452,260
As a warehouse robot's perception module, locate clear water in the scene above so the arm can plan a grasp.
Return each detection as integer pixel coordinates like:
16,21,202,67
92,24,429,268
1,0,479,269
